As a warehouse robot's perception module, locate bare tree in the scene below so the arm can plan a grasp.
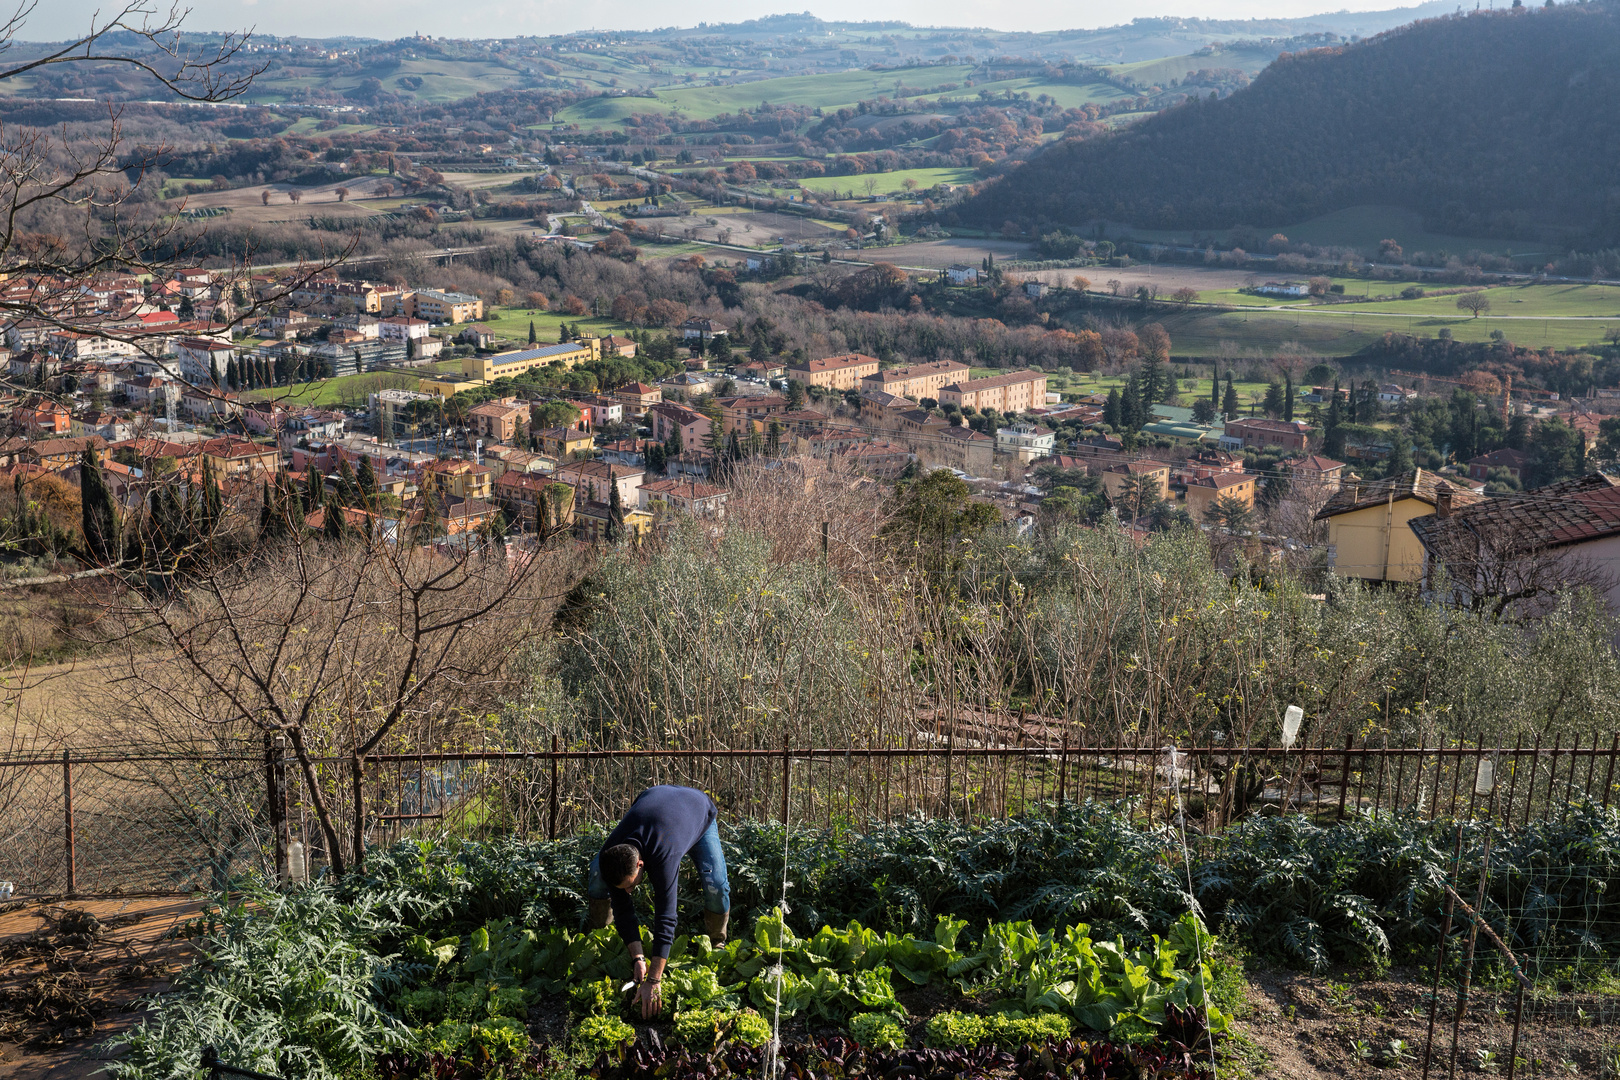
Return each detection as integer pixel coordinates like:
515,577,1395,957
89,525,589,875
334,186,349,203
1457,292,1492,319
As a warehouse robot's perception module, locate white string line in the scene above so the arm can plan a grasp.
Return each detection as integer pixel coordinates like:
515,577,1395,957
765,756,790,1079
1167,744,1220,1079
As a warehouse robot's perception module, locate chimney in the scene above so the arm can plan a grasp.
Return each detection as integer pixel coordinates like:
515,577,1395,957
1436,484,1453,518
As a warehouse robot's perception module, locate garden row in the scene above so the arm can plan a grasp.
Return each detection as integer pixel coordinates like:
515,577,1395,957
106,803,1619,1080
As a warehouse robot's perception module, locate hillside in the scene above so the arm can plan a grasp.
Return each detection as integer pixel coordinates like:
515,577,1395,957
959,3,1620,249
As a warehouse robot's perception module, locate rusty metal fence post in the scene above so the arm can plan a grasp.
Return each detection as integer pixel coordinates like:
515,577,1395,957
62,749,75,896
351,753,365,873
264,734,290,882
548,734,559,841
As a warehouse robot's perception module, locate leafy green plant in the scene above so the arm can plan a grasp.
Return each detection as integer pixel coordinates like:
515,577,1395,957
924,1011,988,1049
573,1015,635,1054
848,1013,906,1050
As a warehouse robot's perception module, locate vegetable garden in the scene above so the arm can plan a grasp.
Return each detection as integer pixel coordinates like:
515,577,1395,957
98,801,1620,1080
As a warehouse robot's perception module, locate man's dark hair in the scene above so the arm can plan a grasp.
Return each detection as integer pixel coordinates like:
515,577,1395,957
600,843,640,886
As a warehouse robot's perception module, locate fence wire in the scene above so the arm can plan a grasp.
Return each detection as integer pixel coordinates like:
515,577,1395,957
0,733,1615,899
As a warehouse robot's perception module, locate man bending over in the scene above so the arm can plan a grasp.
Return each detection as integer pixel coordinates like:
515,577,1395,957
588,784,730,1018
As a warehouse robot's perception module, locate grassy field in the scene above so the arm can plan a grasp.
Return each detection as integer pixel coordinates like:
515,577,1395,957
931,78,1127,109
797,167,976,197
1155,304,1615,357
242,370,421,407
1199,279,1620,317
474,309,629,344
1101,205,1531,259
657,65,977,118
548,96,677,129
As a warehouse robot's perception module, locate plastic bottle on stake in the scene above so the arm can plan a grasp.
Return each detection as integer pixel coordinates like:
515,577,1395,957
1281,705,1303,750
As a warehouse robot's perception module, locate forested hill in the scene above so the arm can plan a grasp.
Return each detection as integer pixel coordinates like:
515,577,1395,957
959,2,1620,248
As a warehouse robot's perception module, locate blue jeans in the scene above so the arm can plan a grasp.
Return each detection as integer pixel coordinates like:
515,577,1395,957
587,818,731,914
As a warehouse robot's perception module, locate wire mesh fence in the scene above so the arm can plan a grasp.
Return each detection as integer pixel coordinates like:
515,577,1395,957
0,732,1616,899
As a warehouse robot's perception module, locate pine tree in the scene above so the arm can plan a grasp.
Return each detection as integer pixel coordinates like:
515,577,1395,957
1222,376,1239,420
766,420,782,456
1263,381,1286,417
665,424,682,460
79,448,118,565
558,324,569,344
324,499,347,541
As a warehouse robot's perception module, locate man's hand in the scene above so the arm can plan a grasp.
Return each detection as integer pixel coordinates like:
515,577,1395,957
636,978,662,1019
630,954,648,986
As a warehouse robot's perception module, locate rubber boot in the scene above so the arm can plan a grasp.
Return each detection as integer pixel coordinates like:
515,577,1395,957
703,909,729,945
588,897,613,930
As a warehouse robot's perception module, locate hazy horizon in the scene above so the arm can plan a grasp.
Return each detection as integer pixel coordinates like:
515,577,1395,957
36,0,1445,43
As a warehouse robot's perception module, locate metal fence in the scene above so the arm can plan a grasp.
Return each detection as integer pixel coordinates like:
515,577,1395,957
1,732,1616,898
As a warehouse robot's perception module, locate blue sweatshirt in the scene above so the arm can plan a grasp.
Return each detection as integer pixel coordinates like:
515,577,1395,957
599,785,717,959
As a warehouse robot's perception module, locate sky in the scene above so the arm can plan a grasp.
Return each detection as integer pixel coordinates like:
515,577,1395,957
34,0,1419,42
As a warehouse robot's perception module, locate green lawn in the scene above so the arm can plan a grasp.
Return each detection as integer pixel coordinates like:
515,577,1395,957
474,309,628,343
242,370,420,407
797,167,977,197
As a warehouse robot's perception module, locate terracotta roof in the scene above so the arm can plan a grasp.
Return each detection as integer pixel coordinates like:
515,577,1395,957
1467,448,1528,469
943,370,1045,393
791,353,879,373
1315,469,1485,520
1288,455,1345,473
1410,473,1620,553
1226,418,1312,434
615,382,659,395
1105,459,1170,474
1188,472,1253,490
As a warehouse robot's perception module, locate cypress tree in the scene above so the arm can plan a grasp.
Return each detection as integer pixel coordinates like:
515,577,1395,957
227,358,240,391
1284,371,1295,421
528,320,538,345
211,358,223,387
1223,374,1239,420
1211,367,1220,406
1103,388,1121,429
305,461,323,511
357,455,377,500
605,483,624,543
79,448,118,565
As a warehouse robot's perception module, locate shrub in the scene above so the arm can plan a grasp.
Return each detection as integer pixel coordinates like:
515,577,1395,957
673,1007,771,1049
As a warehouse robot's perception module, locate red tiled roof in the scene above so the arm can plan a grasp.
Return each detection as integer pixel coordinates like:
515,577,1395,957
1410,473,1620,552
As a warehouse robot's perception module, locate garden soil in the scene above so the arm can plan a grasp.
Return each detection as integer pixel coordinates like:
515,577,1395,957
1236,965,1613,1079
0,897,203,1080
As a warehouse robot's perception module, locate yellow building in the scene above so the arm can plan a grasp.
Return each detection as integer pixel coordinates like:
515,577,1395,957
459,341,598,383
858,360,971,401
939,370,1048,413
419,458,493,501
1184,472,1256,522
400,289,485,325
1100,460,1170,505
1315,470,1482,582
787,353,880,391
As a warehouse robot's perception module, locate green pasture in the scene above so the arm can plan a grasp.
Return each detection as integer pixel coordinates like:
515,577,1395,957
241,370,420,407
473,309,628,343
931,79,1127,109
796,167,976,197
1156,304,1615,357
